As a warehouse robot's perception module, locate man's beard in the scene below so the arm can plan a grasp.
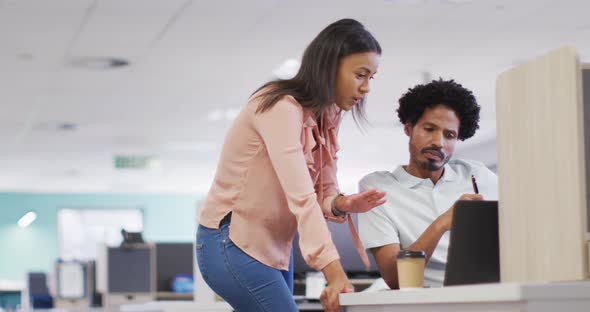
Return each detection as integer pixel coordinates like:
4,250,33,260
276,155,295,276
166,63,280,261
418,158,446,171
418,147,449,171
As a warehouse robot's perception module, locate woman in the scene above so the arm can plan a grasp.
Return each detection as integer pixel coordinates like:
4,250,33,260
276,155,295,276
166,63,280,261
196,18,386,312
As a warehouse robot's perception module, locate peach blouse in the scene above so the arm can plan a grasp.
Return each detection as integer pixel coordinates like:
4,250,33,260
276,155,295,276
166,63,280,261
198,93,345,271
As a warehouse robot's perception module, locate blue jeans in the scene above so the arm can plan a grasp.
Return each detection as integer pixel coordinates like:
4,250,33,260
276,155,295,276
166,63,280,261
196,214,297,312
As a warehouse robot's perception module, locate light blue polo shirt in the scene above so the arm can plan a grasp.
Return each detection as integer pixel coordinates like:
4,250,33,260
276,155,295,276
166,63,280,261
358,159,498,287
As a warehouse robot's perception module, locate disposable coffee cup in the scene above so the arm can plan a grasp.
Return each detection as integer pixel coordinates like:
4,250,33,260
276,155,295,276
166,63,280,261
396,250,426,289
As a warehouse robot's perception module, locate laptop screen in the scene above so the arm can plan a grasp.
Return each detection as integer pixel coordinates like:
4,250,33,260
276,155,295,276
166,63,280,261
443,200,500,286
583,68,590,235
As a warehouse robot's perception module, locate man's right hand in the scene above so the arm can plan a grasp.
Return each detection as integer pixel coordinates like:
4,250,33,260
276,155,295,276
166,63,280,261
437,193,484,232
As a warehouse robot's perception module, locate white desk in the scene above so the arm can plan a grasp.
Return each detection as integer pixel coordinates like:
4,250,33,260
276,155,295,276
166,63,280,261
340,282,590,312
120,300,233,312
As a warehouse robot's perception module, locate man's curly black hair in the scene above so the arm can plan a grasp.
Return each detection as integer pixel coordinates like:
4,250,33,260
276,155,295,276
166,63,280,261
397,78,481,141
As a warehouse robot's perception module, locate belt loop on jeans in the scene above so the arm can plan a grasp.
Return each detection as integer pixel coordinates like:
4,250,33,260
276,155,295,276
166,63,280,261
219,212,232,227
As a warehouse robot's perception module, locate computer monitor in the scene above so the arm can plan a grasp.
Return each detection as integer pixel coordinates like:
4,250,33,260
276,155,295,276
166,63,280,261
155,243,194,292
292,214,379,278
104,244,155,307
444,200,500,286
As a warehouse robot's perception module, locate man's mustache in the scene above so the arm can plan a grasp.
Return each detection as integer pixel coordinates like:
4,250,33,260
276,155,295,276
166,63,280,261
421,147,445,159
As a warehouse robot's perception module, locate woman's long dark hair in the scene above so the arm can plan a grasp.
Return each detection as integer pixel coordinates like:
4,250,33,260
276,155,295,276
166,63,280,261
253,18,381,123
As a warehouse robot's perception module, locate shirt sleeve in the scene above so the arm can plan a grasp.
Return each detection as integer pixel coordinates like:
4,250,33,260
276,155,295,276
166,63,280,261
358,175,401,250
320,154,339,212
252,98,339,270
319,121,347,222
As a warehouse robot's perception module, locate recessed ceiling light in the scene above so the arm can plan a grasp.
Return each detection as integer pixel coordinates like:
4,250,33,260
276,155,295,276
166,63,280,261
70,57,130,70
273,59,300,79
58,123,77,131
224,108,240,120
33,121,77,132
207,109,223,121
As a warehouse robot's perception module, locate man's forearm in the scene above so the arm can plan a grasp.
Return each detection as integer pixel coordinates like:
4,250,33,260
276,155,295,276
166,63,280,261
406,218,447,262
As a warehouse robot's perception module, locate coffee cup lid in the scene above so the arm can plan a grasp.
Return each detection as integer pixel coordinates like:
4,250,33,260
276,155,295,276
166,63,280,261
396,250,426,259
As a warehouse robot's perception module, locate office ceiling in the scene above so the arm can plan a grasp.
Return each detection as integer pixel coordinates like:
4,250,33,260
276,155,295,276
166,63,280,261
1,0,589,194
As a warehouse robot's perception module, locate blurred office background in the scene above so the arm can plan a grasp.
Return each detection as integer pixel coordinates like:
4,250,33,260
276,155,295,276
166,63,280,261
1,0,590,309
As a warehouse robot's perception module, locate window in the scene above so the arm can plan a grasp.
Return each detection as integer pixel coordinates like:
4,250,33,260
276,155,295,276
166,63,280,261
57,208,143,261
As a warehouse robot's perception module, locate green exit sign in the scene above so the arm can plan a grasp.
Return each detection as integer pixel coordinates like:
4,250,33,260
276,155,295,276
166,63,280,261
114,155,155,169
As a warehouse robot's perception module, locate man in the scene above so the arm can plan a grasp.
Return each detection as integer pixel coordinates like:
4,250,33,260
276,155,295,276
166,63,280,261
358,79,498,288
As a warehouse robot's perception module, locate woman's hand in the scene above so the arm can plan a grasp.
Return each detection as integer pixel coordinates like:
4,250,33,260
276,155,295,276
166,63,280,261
335,189,386,213
320,261,355,312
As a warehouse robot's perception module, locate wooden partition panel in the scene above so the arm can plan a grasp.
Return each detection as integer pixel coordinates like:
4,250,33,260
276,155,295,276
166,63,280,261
496,46,588,282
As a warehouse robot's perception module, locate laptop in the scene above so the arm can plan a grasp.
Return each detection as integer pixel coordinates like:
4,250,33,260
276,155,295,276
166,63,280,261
443,200,500,286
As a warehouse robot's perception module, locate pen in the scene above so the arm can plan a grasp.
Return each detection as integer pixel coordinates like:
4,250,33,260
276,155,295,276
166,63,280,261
471,175,479,194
